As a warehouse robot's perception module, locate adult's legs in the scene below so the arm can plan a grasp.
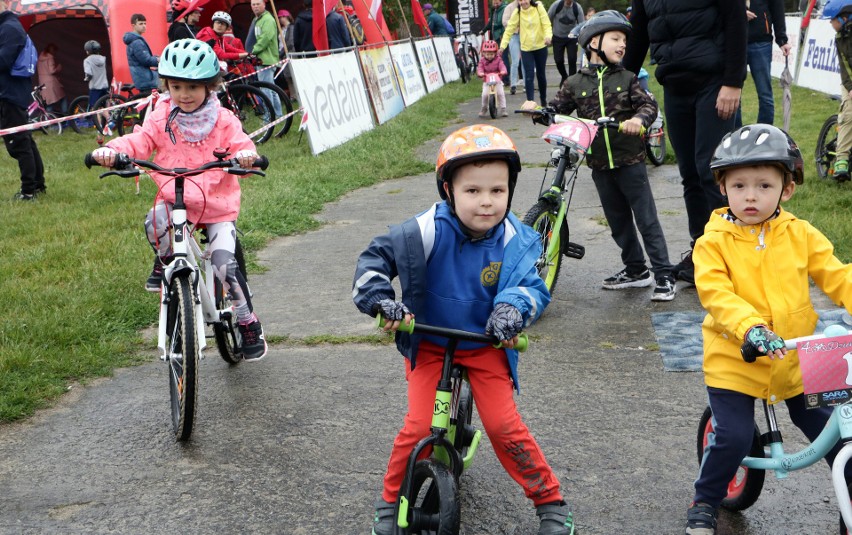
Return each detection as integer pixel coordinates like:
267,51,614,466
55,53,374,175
565,38,579,77
501,47,511,86
552,36,569,85
532,47,549,106
509,34,521,87
837,87,852,163
663,83,730,243
257,68,283,117
748,41,775,125
0,100,46,196
520,50,536,101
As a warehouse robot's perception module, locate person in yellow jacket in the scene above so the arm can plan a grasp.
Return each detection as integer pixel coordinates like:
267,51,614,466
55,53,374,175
498,0,552,106
685,124,852,535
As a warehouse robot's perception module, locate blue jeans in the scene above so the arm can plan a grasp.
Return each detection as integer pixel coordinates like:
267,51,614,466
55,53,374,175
663,81,733,241
257,68,283,118
735,41,774,127
507,34,521,87
520,47,548,105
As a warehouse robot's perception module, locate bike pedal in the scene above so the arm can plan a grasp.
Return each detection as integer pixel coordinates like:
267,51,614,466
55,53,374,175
563,241,585,259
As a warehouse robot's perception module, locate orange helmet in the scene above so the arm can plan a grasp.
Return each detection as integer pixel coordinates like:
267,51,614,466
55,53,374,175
482,40,499,53
435,124,522,202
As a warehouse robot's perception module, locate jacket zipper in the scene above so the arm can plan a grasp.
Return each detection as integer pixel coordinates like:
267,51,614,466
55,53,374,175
597,67,615,169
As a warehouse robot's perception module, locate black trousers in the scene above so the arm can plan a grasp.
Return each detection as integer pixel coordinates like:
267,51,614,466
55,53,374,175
552,36,579,85
0,100,45,195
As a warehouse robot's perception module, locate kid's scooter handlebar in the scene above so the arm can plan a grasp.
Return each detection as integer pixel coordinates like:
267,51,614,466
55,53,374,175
375,315,528,352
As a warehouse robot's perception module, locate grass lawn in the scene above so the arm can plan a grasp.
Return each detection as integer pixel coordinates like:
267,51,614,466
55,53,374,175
0,64,849,424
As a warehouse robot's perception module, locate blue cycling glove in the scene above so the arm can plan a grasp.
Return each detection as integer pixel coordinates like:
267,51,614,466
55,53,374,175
485,303,524,342
741,325,785,362
373,299,410,321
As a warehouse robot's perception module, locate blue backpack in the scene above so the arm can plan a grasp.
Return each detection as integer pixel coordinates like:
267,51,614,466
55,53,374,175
11,36,37,78
443,16,456,36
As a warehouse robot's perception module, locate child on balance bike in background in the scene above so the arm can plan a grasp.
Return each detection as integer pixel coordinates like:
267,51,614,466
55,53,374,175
353,125,575,535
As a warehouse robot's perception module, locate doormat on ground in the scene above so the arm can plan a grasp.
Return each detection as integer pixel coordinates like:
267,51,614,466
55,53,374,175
652,309,852,372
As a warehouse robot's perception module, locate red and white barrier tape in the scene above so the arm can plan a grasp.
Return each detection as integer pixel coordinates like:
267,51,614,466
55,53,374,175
224,58,289,86
0,94,152,138
247,107,302,140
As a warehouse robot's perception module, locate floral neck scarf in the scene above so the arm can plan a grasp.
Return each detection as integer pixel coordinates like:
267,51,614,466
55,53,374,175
165,94,219,144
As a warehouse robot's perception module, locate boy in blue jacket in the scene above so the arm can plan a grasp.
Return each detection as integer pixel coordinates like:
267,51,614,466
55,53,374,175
353,125,575,535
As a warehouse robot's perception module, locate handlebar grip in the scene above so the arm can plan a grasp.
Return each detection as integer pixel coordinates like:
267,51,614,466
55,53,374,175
253,156,269,170
740,343,762,363
84,153,96,169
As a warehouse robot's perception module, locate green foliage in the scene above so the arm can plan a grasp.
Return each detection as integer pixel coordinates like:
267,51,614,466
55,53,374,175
0,81,479,423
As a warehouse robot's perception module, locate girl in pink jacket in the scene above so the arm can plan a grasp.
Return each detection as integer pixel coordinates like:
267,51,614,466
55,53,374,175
92,39,267,361
477,40,509,117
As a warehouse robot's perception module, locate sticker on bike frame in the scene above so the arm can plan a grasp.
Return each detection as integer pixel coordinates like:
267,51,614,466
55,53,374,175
542,118,599,153
798,333,852,408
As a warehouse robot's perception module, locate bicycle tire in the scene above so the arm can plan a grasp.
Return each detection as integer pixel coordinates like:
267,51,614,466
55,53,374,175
42,111,62,135
121,90,152,136
467,47,479,77
488,94,496,119
523,199,568,293
645,126,667,166
92,93,129,137
166,274,199,441
697,406,765,511
397,459,460,535
222,84,275,144
250,80,294,138
456,54,468,84
816,114,839,180
68,95,92,134
452,380,474,464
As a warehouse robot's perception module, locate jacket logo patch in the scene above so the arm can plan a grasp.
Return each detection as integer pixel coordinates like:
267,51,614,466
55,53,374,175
481,261,501,286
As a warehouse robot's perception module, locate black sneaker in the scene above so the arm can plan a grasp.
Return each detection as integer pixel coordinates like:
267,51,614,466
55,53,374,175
239,320,267,361
684,502,716,535
673,250,695,284
145,256,165,292
536,502,575,534
511,86,517,95
13,191,35,201
371,498,395,535
602,268,654,289
652,275,677,301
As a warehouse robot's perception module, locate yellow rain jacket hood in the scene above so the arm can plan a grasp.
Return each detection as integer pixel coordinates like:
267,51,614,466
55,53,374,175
694,208,852,404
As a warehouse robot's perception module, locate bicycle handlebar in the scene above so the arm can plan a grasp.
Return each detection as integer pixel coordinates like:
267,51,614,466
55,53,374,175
742,324,852,362
84,152,269,179
375,315,528,352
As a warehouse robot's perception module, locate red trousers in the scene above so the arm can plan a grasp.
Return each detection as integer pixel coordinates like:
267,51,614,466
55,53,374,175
381,340,564,506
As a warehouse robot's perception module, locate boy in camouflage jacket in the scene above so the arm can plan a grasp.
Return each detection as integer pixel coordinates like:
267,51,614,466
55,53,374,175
547,10,676,301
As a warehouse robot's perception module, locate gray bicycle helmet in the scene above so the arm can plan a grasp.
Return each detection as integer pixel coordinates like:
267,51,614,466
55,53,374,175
84,40,101,54
710,124,804,185
578,10,631,49
159,39,221,83
211,10,232,26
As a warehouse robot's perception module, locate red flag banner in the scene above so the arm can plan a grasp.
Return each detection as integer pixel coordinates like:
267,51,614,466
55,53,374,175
313,0,338,51
411,0,431,36
352,0,391,43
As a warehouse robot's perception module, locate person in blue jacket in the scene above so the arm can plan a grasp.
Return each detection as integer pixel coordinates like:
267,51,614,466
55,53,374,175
123,14,159,92
0,0,45,200
354,124,576,535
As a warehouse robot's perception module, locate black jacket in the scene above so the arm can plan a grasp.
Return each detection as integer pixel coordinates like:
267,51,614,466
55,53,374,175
0,10,33,109
168,21,197,42
747,0,787,46
623,0,747,94
293,10,315,52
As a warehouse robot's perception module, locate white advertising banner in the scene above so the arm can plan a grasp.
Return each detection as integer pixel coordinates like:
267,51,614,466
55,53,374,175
389,41,427,106
796,17,842,96
359,46,406,125
770,16,801,79
290,52,375,155
414,38,444,93
433,36,461,83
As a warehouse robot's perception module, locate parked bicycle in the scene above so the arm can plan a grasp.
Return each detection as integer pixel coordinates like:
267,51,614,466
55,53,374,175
227,56,295,138
454,32,479,84
697,324,852,533
816,113,840,181
27,84,62,135
374,315,527,534
85,150,268,441
516,108,641,293
90,83,150,137
644,107,667,166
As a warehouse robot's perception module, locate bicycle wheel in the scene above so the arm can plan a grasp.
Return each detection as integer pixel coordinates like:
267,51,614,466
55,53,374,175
467,47,479,77
488,93,496,119
523,199,568,293
452,381,474,464
92,93,128,136
67,95,92,134
456,54,468,84
251,80,294,138
222,84,275,144
816,114,839,180
398,459,460,535
697,406,765,511
41,111,62,135
121,90,152,135
166,274,199,441
645,126,667,166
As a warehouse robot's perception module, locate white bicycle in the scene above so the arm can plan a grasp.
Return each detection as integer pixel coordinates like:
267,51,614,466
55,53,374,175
85,149,268,441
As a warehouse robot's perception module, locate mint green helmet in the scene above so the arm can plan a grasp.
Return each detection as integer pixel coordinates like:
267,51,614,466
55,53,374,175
159,39,220,82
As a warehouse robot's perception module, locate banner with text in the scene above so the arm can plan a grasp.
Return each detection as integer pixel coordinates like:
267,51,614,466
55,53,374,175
433,35,461,83
359,46,406,125
448,0,486,35
389,40,427,106
290,52,375,155
796,17,841,96
414,38,444,93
